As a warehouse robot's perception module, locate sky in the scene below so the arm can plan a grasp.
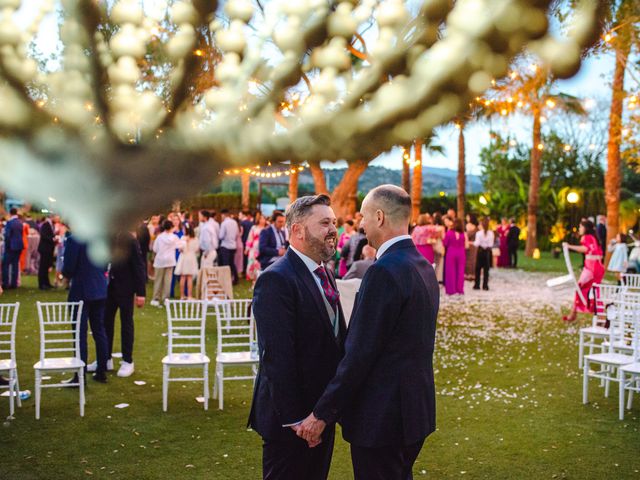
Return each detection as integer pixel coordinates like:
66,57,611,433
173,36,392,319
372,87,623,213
19,1,621,177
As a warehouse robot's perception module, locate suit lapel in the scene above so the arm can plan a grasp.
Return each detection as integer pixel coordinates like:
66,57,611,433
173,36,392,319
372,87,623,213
286,250,339,345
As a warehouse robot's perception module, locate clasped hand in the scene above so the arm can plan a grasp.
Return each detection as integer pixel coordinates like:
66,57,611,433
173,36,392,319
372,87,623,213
291,413,326,448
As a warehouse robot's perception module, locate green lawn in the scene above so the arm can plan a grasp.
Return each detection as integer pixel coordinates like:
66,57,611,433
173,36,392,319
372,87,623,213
1,275,638,479
515,249,582,273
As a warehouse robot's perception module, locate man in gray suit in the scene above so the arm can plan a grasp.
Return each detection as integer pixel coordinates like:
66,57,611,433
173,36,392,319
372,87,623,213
342,245,376,280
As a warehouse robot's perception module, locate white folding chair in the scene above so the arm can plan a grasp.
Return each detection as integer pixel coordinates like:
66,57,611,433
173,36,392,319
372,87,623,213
162,300,210,411
621,273,640,290
583,295,638,407
201,268,230,304
0,303,21,417
34,301,85,420
213,299,258,410
619,305,640,420
578,284,624,368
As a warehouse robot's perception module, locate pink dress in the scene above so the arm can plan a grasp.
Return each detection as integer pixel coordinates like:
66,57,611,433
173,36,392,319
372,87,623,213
337,232,352,277
412,225,434,263
575,234,605,313
443,230,466,295
496,224,510,267
245,225,264,281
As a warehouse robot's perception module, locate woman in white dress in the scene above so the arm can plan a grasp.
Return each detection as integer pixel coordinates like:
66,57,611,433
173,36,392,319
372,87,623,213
175,224,200,299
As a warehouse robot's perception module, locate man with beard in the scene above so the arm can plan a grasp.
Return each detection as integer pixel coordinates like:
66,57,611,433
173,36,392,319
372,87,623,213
298,185,440,480
248,194,346,480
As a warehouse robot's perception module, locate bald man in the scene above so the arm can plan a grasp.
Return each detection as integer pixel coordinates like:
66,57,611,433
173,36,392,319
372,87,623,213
298,185,440,480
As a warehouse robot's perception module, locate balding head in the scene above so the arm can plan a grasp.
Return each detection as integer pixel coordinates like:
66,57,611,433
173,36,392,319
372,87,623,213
360,185,411,249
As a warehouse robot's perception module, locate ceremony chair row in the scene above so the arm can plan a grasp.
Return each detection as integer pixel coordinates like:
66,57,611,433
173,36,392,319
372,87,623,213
580,279,640,420
0,298,258,419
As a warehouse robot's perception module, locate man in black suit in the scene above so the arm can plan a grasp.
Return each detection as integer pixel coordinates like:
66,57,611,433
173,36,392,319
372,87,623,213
37,215,57,289
596,215,607,260
257,211,287,270
100,232,146,378
249,194,346,480
298,185,440,480
2,208,24,290
506,218,520,268
240,210,254,274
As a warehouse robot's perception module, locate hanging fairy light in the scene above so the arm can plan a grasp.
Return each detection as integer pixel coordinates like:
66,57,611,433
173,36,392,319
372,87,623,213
223,163,307,177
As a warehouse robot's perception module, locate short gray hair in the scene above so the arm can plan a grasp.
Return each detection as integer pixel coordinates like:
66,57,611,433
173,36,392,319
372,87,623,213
366,185,411,222
285,194,331,231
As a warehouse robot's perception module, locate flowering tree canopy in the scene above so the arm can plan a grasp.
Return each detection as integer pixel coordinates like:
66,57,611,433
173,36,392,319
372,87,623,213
0,0,603,258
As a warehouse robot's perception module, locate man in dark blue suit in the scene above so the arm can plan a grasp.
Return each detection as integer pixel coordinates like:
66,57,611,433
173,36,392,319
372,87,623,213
299,185,440,480
257,211,287,270
62,235,110,383
2,208,24,290
249,195,346,480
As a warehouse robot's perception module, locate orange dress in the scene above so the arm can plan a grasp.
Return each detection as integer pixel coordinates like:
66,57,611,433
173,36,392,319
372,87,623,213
19,222,29,272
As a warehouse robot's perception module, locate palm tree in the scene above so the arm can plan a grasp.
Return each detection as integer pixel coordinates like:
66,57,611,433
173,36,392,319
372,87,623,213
410,137,444,222
484,65,586,256
401,146,411,193
602,1,637,253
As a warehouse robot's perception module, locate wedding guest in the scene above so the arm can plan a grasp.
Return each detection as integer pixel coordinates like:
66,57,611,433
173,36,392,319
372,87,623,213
240,210,254,274
175,224,200,299
337,220,354,277
137,220,151,281
219,209,240,284
54,223,69,289
596,215,607,260
1,208,23,290
343,245,376,280
607,232,629,284
473,216,494,290
412,214,435,263
496,217,510,267
245,213,266,282
37,215,56,290
464,214,478,281
258,211,287,270
169,213,185,298
101,231,146,378
198,210,219,268
443,218,466,295
432,213,446,283
150,220,180,307
344,227,366,273
506,217,520,268
562,220,605,322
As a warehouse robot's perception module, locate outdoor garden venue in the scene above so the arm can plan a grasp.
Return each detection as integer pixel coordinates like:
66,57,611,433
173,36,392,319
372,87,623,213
0,0,639,479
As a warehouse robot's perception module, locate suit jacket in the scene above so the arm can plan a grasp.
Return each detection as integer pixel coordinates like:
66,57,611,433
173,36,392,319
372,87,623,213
108,233,147,299
248,248,347,441
314,238,439,448
4,217,24,252
62,236,108,302
342,258,374,280
38,220,55,255
506,225,520,248
257,226,287,270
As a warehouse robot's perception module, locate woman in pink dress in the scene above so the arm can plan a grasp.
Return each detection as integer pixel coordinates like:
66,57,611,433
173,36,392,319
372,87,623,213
245,213,266,282
496,217,510,267
562,220,605,322
411,214,434,263
337,220,354,277
443,218,467,295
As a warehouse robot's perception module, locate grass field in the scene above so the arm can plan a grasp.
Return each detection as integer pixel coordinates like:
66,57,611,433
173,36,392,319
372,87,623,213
1,257,638,479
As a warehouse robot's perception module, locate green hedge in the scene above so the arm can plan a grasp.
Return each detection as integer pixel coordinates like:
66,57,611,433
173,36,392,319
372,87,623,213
186,193,259,212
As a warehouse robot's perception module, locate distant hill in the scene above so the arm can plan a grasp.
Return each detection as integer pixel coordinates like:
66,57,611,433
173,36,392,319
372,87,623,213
298,165,483,195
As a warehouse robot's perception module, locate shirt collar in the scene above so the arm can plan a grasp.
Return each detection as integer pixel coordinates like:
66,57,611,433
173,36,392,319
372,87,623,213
376,234,411,260
289,245,322,274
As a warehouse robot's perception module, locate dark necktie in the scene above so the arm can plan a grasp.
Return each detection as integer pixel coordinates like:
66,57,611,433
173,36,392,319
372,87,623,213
314,266,340,331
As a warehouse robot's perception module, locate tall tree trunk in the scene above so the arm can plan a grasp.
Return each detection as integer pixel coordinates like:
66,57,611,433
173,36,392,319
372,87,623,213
241,172,250,211
411,139,423,223
402,147,410,193
604,37,630,263
331,159,369,218
457,126,466,221
525,110,542,257
288,166,299,204
309,160,329,195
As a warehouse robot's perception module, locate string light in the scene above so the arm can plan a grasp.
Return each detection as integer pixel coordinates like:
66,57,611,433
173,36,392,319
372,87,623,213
563,144,571,152
194,49,204,56
545,99,556,108
537,143,544,151
223,163,307,177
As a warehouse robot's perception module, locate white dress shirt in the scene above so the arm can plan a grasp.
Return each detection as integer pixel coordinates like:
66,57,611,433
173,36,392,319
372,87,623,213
219,217,239,249
473,229,495,249
376,234,412,259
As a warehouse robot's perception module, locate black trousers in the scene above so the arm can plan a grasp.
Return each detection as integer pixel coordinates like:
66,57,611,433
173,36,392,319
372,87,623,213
104,293,135,364
219,247,238,283
351,438,425,480
474,248,491,289
38,249,54,288
508,245,518,268
77,299,109,374
262,426,335,480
